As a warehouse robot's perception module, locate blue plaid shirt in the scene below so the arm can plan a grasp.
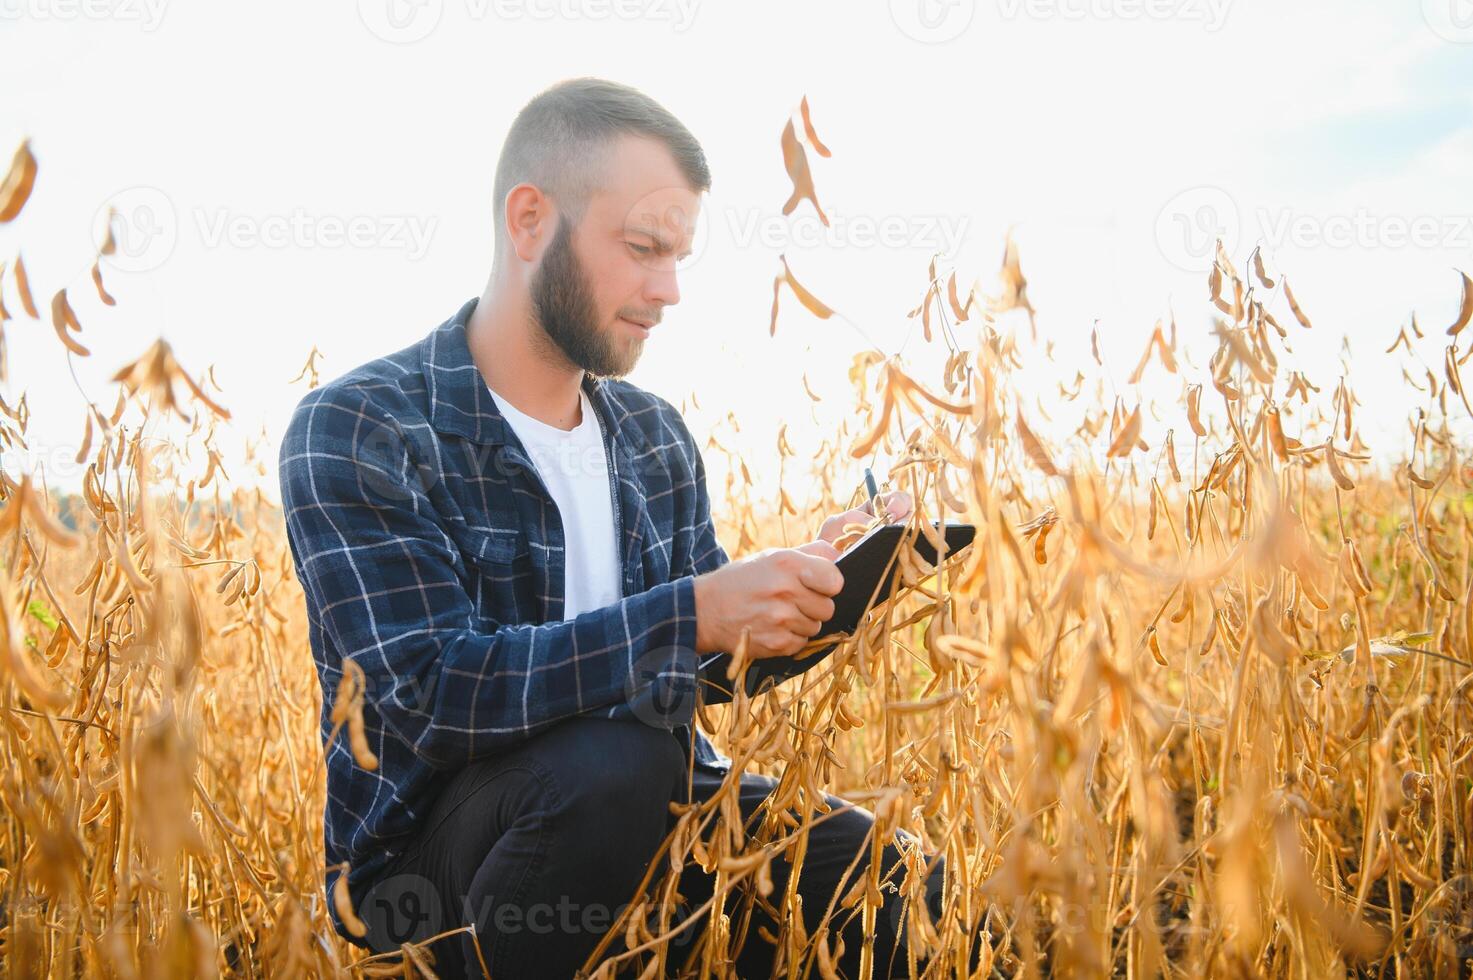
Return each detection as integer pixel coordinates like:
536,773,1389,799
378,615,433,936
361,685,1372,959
279,297,760,941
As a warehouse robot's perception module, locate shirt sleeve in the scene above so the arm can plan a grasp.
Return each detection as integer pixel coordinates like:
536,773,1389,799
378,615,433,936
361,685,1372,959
279,384,701,771
667,410,837,706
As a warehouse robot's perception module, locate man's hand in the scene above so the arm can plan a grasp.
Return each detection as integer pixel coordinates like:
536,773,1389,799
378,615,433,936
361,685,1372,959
692,541,844,660
816,490,914,548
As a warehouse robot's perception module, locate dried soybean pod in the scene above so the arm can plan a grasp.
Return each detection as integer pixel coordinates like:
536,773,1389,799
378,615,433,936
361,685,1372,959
1445,269,1473,337
1392,841,1438,891
1170,583,1194,625
75,412,94,465
1197,611,1219,658
1406,463,1436,490
1187,385,1207,437
1347,539,1374,596
1346,686,1376,740
346,704,378,772
13,253,38,318
1146,480,1159,541
1147,627,1167,667
1283,276,1313,329
90,260,116,306
1164,429,1181,482
1266,405,1288,461
1017,413,1060,477
332,865,368,938
1325,443,1355,491
1251,245,1276,288
0,139,38,222
215,563,243,596
1339,541,1369,598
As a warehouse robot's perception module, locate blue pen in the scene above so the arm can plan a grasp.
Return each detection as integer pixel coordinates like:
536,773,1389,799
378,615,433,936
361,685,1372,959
863,467,881,518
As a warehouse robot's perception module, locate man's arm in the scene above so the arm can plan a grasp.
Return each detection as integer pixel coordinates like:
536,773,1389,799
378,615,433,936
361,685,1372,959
280,385,700,771
672,418,839,705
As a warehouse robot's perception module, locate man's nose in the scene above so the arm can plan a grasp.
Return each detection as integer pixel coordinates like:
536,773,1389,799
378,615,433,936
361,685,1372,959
645,266,680,309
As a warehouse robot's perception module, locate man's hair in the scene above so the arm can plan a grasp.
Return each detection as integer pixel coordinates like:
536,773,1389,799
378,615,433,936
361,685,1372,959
491,77,711,267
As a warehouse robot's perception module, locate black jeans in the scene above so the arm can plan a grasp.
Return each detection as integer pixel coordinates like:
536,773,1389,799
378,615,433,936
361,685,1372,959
358,716,959,978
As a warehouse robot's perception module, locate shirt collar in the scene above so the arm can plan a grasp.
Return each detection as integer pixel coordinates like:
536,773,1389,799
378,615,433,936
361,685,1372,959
423,296,614,447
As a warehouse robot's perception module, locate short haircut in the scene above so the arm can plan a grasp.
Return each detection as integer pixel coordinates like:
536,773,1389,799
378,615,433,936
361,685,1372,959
491,77,711,265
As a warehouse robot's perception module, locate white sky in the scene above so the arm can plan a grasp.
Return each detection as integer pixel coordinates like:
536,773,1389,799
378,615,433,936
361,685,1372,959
3,0,1473,508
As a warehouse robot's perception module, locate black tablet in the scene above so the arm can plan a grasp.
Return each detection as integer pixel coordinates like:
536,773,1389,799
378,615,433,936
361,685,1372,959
697,520,976,703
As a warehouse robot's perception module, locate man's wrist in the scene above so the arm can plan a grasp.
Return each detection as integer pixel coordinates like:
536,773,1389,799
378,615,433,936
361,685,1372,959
691,571,716,655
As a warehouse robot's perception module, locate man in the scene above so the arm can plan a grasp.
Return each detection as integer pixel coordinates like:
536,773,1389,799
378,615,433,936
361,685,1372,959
279,77,946,978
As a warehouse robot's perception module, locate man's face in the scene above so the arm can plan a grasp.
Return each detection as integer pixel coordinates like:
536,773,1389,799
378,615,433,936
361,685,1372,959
529,135,701,379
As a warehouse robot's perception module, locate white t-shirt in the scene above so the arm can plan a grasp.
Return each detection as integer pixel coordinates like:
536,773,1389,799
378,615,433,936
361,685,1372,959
489,386,623,620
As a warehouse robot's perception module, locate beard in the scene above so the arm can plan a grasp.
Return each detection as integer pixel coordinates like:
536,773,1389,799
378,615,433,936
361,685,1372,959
530,217,642,379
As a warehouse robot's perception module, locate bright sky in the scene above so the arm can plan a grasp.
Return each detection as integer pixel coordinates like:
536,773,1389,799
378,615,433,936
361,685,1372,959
4,0,1473,508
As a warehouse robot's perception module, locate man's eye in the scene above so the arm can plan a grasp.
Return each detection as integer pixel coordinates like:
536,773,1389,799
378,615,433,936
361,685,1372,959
628,242,652,256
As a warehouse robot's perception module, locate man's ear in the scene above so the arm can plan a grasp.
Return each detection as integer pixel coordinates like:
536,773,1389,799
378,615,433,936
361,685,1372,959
503,182,554,264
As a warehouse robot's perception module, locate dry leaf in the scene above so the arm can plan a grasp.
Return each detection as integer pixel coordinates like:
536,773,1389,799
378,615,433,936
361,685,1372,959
0,140,38,223
798,95,832,158
780,119,828,226
778,254,834,320
14,253,38,319
50,289,89,356
1283,276,1313,329
1444,269,1472,337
